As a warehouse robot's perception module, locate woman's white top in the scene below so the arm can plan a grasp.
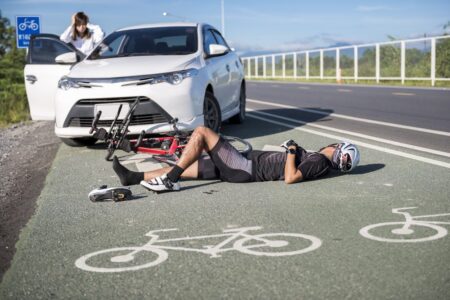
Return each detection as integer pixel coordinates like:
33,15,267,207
60,23,105,55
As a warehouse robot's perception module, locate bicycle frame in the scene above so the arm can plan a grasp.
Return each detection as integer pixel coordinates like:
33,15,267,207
393,207,450,226
90,97,252,162
90,97,189,160
143,226,273,258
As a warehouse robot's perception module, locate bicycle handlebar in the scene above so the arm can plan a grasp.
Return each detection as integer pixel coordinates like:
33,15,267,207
89,111,102,134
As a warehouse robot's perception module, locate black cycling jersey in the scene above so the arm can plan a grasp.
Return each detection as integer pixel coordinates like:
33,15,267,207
198,140,331,183
247,150,286,181
248,146,331,181
297,152,331,180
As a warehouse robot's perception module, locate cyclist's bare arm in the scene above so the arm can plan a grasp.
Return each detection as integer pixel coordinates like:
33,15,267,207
284,146,303,184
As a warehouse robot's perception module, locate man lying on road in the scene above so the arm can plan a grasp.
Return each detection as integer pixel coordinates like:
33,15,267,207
113,126,360,192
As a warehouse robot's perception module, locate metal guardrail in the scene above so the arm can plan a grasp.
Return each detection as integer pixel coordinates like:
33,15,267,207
241,35,450,86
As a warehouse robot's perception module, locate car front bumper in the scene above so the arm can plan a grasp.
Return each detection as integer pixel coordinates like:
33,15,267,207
54,77,205,138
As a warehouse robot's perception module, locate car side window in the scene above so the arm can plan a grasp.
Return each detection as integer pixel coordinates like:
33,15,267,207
203,29,217,55
28,38,74,64
211,30,230,49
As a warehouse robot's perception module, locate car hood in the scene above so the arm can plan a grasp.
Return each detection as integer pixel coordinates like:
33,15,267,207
69,54,200,78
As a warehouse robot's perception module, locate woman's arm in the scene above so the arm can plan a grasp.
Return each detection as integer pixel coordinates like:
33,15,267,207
60,25,73,43
284,146,303,184
60,14,76,43
87,23,105,45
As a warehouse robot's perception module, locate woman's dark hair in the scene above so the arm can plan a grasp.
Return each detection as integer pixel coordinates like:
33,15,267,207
71,12,91,40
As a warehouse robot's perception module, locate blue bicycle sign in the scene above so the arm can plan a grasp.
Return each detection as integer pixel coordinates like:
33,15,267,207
16,16,40,48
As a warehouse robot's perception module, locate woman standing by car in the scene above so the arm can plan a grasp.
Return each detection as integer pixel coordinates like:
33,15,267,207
60,12,104,55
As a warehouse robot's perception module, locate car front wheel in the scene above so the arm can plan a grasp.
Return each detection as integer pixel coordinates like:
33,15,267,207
203,91,221,132
229,84,246,124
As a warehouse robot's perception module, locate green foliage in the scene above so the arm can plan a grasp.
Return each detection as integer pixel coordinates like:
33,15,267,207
436,38,450,78
0,10,29,127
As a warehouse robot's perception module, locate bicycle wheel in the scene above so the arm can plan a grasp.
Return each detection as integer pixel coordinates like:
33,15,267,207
359,222,447,243
233,233,321,257
75,247,168,273
222,135,252,156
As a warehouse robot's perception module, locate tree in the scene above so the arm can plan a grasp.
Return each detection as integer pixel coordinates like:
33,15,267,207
0,10,29,126
0,10,26,66
0,9,13,57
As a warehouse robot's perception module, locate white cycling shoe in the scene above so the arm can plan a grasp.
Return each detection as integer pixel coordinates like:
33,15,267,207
140,174,180,192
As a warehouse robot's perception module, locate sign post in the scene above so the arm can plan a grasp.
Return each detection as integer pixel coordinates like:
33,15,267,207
16,16,40,49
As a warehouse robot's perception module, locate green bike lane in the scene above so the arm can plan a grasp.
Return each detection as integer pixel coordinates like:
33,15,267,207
1,117,449,299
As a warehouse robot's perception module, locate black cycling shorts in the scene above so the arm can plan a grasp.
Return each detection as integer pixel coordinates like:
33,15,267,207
198,137,253,183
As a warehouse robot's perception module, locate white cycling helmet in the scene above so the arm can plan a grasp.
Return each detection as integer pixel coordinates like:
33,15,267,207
331,142,360,172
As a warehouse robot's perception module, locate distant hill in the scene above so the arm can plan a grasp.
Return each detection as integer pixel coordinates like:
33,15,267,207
236,41,353,57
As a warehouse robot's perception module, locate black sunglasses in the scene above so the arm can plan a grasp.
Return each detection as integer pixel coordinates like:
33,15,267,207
342,153,352,171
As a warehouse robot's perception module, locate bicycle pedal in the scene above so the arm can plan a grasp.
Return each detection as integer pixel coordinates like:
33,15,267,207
93,128,108,140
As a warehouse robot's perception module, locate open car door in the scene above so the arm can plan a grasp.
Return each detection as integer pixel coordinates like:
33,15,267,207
24,34,85,120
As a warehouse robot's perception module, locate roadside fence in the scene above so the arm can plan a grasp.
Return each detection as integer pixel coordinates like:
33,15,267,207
241,35,450,86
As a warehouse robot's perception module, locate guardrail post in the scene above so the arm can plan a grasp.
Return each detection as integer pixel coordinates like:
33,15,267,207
431,38,436,87
293,53,297,79
247,58,251,78
354,46,358,82
263,56,266,78
320,49,323,79
272,55,275,77
376,43,380,83
401,41,405,84
306,51,309,80
282,54,286,78
336,48,340,83
255,57,258,78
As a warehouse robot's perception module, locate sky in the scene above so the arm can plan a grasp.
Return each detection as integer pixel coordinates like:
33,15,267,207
1,0,449,56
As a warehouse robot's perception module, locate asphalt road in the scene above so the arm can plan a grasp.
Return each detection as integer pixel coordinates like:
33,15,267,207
1,82,449,299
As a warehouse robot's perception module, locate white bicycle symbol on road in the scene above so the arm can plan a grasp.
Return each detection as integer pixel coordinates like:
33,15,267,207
18,18,39,31
359,207,450,243
75,226,322,273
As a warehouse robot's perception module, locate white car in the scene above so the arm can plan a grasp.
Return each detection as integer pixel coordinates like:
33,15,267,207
24,23,246,146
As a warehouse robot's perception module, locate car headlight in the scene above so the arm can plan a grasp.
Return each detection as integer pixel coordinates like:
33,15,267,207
162,68,199,85
123,68,199,87
58,76,80,90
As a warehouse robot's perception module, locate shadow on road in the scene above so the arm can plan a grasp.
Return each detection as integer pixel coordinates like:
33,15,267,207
221,107,333,140
349,163,385,175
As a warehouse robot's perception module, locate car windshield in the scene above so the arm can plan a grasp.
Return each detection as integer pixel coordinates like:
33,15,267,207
88,26,198,60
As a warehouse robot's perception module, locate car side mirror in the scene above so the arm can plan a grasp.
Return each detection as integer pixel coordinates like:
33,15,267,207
55,52,78,64
208,44,229,57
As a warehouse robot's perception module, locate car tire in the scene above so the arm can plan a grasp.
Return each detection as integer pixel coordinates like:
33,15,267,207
203,91,221,132
60,137,98,147
229,84,246,124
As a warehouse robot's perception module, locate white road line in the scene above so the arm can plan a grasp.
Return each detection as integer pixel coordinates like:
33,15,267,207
248,109,450,158
247,112,450,169
248,98,450,137
298,86,310,90
393,92,415,96
337,89,352,92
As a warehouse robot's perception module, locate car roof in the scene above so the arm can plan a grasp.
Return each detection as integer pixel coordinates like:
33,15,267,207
117,22,202,31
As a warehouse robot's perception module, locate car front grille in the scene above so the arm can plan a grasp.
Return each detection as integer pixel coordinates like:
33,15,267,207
68,113,168,127
77,96,150,105
63,96,173,128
